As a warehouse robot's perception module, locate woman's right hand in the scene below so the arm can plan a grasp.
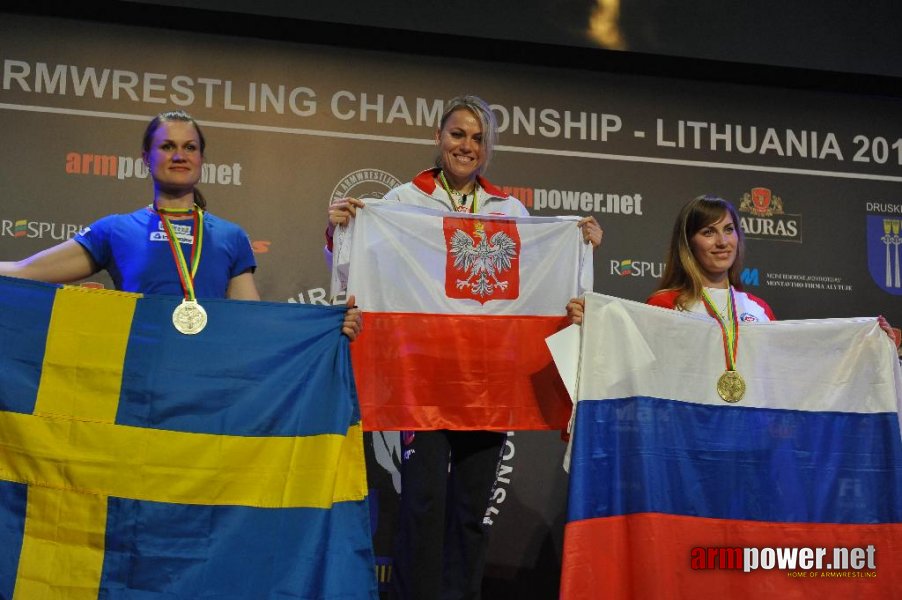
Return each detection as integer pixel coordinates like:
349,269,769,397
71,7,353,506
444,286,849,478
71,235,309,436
327,197,365,235
567,297,585,325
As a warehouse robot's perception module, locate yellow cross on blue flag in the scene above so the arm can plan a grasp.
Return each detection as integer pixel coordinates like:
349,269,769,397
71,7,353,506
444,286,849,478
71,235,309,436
0,276,377,599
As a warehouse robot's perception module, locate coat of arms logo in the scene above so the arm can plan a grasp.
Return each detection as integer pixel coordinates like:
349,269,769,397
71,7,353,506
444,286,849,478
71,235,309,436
866,215,902,295
443,217,520,304
739,187,784,217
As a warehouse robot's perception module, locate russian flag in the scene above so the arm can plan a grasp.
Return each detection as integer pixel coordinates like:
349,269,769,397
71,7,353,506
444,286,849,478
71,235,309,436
560,293,902,599
335,200,593,431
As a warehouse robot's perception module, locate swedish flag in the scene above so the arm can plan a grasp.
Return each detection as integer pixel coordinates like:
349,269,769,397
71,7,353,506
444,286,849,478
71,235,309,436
0,276,376,599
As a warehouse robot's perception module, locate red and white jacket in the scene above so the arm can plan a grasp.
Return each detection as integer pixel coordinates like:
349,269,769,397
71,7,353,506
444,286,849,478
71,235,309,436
325,167,528,257
647,288,776,322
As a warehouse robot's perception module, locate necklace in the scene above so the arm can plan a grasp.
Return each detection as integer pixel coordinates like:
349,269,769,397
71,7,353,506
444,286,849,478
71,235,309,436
438,170,479,213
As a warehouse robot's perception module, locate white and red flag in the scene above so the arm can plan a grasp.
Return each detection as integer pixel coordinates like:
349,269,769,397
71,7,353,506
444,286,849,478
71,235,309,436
332,200,593,431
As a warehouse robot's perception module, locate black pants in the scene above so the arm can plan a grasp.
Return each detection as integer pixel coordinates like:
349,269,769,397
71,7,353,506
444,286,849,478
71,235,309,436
391,430,506,600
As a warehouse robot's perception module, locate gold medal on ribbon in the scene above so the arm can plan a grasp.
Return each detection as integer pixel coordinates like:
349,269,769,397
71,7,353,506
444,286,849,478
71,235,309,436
701,287,744,404
172,299,207,335
156,203,206,335
717,369,745,403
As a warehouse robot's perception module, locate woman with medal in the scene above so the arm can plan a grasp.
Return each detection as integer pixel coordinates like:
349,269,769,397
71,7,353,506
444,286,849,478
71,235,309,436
647,195,772,402
646,194,897,330
327,95,602,600
566,195,896,397
568,195,768,402
0,110,363,339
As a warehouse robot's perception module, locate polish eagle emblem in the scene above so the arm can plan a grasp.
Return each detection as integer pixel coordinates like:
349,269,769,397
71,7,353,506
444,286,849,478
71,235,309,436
449,222,518,298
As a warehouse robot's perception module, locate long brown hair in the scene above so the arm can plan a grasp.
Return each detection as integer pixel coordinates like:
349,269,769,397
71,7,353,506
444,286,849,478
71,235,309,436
142,110,208,209
654,195,745,310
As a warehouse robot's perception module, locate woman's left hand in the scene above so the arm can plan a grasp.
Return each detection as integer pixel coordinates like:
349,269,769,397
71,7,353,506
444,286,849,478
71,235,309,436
567,297,586,325
578,216,603,248
877,315,900,348
343,294,363,341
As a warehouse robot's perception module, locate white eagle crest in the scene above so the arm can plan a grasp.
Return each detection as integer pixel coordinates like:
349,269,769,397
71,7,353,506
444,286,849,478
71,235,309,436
450,224,517,297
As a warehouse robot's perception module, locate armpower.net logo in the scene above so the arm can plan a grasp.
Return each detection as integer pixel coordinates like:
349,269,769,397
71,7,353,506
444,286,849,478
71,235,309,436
691,545,877,578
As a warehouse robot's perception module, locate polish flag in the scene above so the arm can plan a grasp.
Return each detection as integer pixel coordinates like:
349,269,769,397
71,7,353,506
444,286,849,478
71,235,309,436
333,200,593,431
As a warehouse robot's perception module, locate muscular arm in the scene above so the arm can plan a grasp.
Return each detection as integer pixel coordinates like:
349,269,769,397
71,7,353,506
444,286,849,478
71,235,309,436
226,271,261,301
0,240,97,283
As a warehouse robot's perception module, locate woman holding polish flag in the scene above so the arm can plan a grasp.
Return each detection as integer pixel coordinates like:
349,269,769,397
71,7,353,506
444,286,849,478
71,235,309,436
327,94,602,600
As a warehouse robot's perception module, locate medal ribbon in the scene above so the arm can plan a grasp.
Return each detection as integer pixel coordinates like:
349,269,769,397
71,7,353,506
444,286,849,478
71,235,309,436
700,286,739,371
155,204,204,302
438,170,479,213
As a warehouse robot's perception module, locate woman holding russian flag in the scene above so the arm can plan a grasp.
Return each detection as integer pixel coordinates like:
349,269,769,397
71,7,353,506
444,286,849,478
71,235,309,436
567,194,896,341
327,95,602,600
646,195,774,320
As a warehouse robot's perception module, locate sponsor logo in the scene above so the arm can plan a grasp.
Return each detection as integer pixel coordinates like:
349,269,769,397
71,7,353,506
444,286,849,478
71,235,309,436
866,215,902,295
250,240,271,254
0,218,86,240
866,201,902,215
739,265,852,293
483,432,515,527
762,272,852,292
149,221,193,244
610,259,664,278
286,287,334,305
65,151,243,185
740,267,759,286
330,168,402,203
444,218,520,303
503,186,644,215
738,312,759,323
738,187,802,243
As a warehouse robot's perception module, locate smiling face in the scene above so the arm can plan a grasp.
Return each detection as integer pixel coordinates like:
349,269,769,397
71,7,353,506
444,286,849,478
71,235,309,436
142,120,203,198
689,211,739,287
434,108,485,191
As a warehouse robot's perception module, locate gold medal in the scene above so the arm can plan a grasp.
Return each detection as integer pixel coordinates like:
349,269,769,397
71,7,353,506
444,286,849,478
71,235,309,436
172,299,207,335
717,369,745,403
702,287,747,404
156,204,206,335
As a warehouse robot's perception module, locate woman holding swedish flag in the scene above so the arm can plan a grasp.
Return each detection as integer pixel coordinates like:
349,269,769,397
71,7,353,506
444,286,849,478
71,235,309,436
0,109,362,339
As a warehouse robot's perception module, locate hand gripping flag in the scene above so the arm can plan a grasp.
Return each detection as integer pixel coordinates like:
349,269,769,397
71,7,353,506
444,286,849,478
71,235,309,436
0,276,377,599
332,200,593,431
560,293,902,599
